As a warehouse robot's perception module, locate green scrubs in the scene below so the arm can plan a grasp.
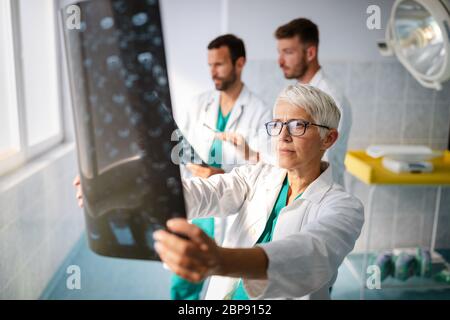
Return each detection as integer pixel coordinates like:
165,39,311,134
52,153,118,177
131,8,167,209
229,176,302,300
170,108,231,300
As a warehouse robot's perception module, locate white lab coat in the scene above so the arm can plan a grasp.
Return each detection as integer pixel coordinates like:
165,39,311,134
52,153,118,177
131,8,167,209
310,69,352,187
176,85,272,245
183,161,364,299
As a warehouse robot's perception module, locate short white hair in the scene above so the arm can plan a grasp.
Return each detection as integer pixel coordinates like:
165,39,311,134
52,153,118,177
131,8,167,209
274,83,341,138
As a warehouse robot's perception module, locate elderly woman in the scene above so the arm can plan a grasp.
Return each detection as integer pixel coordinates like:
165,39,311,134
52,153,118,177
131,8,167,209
152,83,364,300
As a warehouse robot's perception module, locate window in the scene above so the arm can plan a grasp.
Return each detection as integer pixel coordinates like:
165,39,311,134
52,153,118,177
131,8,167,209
0,0,21,173
0,0,63,176
20,0,62,148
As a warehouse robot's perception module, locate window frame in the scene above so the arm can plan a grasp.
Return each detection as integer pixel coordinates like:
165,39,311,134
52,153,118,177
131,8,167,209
0,0,65,176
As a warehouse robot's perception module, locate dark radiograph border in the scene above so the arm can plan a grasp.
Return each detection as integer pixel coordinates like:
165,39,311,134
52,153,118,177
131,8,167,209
61,0,195,260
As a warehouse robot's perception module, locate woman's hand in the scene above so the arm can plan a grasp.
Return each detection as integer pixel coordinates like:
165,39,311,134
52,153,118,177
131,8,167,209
73,175,83,208
153,218,224,283
154,218,269,282
215,132,259,164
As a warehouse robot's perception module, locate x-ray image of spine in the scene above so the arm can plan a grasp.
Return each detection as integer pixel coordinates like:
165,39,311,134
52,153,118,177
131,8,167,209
62,0,187,260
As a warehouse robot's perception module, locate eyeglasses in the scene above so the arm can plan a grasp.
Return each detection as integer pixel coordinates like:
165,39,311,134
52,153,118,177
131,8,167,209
265,119,330,137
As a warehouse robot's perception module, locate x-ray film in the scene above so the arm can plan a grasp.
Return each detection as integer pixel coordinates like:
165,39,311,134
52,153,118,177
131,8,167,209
61,0,197,260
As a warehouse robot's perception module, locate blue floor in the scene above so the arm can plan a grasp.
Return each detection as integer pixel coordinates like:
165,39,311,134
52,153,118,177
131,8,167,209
41,234,172,300
41,233,450,300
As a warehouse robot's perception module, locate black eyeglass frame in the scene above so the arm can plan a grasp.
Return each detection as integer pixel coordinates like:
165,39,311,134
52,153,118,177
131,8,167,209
265,119,331,137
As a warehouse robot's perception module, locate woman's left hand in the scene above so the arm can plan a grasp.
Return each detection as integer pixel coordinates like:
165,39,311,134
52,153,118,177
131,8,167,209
153,218,224,283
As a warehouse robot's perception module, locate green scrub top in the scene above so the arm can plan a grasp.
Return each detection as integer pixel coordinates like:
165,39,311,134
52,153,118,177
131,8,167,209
208,108,231,168
196,107,231,237
170,107,231,300
230,176,302,300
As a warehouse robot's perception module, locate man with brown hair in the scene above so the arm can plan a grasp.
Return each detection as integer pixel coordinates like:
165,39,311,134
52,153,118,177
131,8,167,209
275,18,352,187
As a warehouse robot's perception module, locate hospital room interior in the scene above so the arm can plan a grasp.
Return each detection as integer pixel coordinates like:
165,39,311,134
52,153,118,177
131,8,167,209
1,0,450,300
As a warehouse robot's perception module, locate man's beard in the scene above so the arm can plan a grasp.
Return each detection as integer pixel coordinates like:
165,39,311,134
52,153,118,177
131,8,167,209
213,71,237,91
283,56,308,80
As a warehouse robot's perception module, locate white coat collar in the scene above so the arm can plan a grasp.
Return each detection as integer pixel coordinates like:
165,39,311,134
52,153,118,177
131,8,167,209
300,162,333,204
309,68,324,87
203,94,219,131
203,84,250,130
225,84,250,129
265,161,333,205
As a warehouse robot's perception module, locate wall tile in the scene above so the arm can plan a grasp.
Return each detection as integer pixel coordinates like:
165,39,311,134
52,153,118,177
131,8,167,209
0,222,24,291
422,208,435,248
347,176,370,205
435,79,450,104
394,214,422,248
430,139,448,150
432,103,450,142
402,103,433,141
16,200,48,259
347,139,371,150
372,186,397,215
321,61,349,92
0,149,84,299
368,214,394,251
401,138,434,146
376,61,406,103
20,238,55,299
347,62,377,102
405,72,435,103
435,216,450,249
420,187,450,249
350,101,374,142
373,102,403,144
16,172,44,219
259,61,292,107
438,188,450,220
0,187,18,231
0,276,21,300
397,186,425,215
422,187,437,218
243,60,290,108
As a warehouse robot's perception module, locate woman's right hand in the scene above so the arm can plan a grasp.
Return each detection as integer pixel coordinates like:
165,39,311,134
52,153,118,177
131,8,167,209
73,174,83,208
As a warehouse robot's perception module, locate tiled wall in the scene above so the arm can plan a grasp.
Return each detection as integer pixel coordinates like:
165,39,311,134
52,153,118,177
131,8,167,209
0,145,84,299
243,59,450,252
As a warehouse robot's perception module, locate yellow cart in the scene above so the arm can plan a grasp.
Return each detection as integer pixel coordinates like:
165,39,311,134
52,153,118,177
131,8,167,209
344,150,450,299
